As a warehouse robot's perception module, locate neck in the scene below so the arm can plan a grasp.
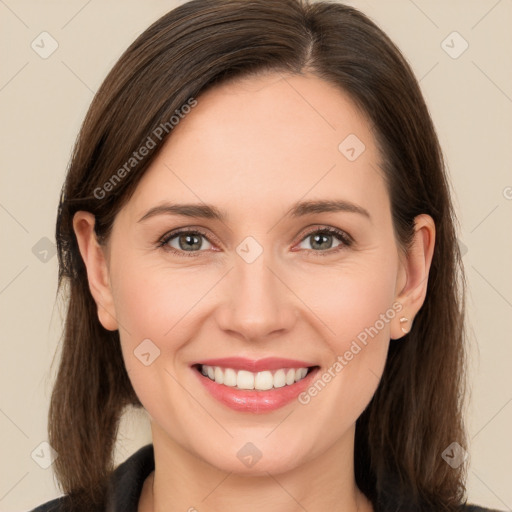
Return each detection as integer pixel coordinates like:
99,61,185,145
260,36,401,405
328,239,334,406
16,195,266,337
139,422,373,512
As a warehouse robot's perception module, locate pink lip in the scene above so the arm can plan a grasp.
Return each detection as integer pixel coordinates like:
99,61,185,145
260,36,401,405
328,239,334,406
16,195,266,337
192,364,320,414
191,357,315,372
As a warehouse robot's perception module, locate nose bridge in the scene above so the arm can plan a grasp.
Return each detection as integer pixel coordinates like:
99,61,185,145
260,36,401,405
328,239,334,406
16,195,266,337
216,243,296,341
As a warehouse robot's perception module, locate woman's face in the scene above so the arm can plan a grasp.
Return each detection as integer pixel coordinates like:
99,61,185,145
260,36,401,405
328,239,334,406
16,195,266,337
79,72,430,475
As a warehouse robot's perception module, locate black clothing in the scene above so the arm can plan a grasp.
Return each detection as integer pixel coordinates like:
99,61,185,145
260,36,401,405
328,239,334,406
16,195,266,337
29,444,504,512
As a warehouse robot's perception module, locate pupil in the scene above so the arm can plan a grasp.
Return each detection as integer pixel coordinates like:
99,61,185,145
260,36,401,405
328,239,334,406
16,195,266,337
180,234,201,251
312,233,331,250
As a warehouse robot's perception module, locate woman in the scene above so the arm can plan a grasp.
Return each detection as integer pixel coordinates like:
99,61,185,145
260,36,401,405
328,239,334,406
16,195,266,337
30,0,502,511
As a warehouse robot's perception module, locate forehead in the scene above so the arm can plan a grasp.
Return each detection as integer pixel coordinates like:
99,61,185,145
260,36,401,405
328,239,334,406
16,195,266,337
125,72,389,224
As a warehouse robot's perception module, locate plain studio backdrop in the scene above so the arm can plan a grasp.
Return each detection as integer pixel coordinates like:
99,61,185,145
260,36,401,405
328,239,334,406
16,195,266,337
0,1,511,511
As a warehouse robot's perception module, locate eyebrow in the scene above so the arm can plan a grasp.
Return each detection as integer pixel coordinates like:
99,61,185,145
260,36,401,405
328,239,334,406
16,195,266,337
137,199,371,223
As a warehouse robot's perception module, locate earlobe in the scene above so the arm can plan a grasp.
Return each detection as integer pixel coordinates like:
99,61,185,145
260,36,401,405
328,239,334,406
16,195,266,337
391,214,436,340
73,211,118,331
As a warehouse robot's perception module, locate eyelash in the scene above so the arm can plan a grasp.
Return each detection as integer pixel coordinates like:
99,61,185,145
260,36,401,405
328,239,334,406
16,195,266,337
157,226,354,258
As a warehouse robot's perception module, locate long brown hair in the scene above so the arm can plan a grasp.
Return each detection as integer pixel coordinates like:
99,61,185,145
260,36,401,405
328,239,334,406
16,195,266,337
50,0,468,510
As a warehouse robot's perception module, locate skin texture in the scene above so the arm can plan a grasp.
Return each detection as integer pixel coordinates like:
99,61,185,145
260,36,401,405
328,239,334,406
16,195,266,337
73,72,435,512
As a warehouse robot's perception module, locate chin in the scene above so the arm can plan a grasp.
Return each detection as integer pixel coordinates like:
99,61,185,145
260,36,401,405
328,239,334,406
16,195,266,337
208,451,302,476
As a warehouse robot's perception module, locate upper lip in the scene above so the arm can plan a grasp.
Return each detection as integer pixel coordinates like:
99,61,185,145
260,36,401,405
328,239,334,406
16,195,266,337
192,357,317,372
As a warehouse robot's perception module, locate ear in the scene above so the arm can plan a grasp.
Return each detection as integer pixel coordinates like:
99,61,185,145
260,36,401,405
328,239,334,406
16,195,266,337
391,214,436,340
73,211,118,331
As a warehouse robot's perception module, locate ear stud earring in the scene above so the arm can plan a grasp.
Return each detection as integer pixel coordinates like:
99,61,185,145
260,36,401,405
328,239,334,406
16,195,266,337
400,317,409,334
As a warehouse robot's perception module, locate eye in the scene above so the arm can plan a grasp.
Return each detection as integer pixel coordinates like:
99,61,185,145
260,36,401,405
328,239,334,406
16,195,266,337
157,225,353,258
158,228,215,257
295,226,353,256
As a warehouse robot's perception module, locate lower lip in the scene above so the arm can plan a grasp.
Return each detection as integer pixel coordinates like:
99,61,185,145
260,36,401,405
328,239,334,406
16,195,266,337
192,366,320,413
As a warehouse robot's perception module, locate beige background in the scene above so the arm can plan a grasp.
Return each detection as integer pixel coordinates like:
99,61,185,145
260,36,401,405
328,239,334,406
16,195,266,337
1,0,511,511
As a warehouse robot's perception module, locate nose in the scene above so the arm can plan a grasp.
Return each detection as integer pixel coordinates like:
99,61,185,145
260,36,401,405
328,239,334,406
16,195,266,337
214,252,298,343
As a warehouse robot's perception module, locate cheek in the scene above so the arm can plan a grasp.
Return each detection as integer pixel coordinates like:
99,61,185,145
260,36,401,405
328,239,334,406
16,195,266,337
298,254,398,352
336,276,396,346
111,261,205,418
295,257,397,422
111,258,205,342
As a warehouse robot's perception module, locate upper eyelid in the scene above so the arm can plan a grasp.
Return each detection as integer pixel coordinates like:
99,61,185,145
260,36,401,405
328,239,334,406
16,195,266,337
159,227,218,247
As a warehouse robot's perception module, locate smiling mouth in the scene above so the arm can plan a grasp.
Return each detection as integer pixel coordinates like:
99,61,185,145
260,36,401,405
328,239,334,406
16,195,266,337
192,363,319,391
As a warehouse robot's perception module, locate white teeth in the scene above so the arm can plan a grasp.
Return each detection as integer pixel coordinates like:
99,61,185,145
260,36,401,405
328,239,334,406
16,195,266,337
296,368,308,381
237,370,255,390
273,369,286,388
199,365,311,390
223,368,237,387
214,366,224,384
254,371,273,390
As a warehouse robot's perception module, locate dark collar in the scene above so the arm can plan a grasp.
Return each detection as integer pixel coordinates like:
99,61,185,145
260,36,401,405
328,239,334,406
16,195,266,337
106,444,154,512
31,443,500,512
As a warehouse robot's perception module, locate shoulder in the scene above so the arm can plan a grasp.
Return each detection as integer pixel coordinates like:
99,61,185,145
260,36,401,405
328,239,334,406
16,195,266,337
28,444,154,512
461,505,505,512
27,494,102,512
27,497,505,512
28,495,75,512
